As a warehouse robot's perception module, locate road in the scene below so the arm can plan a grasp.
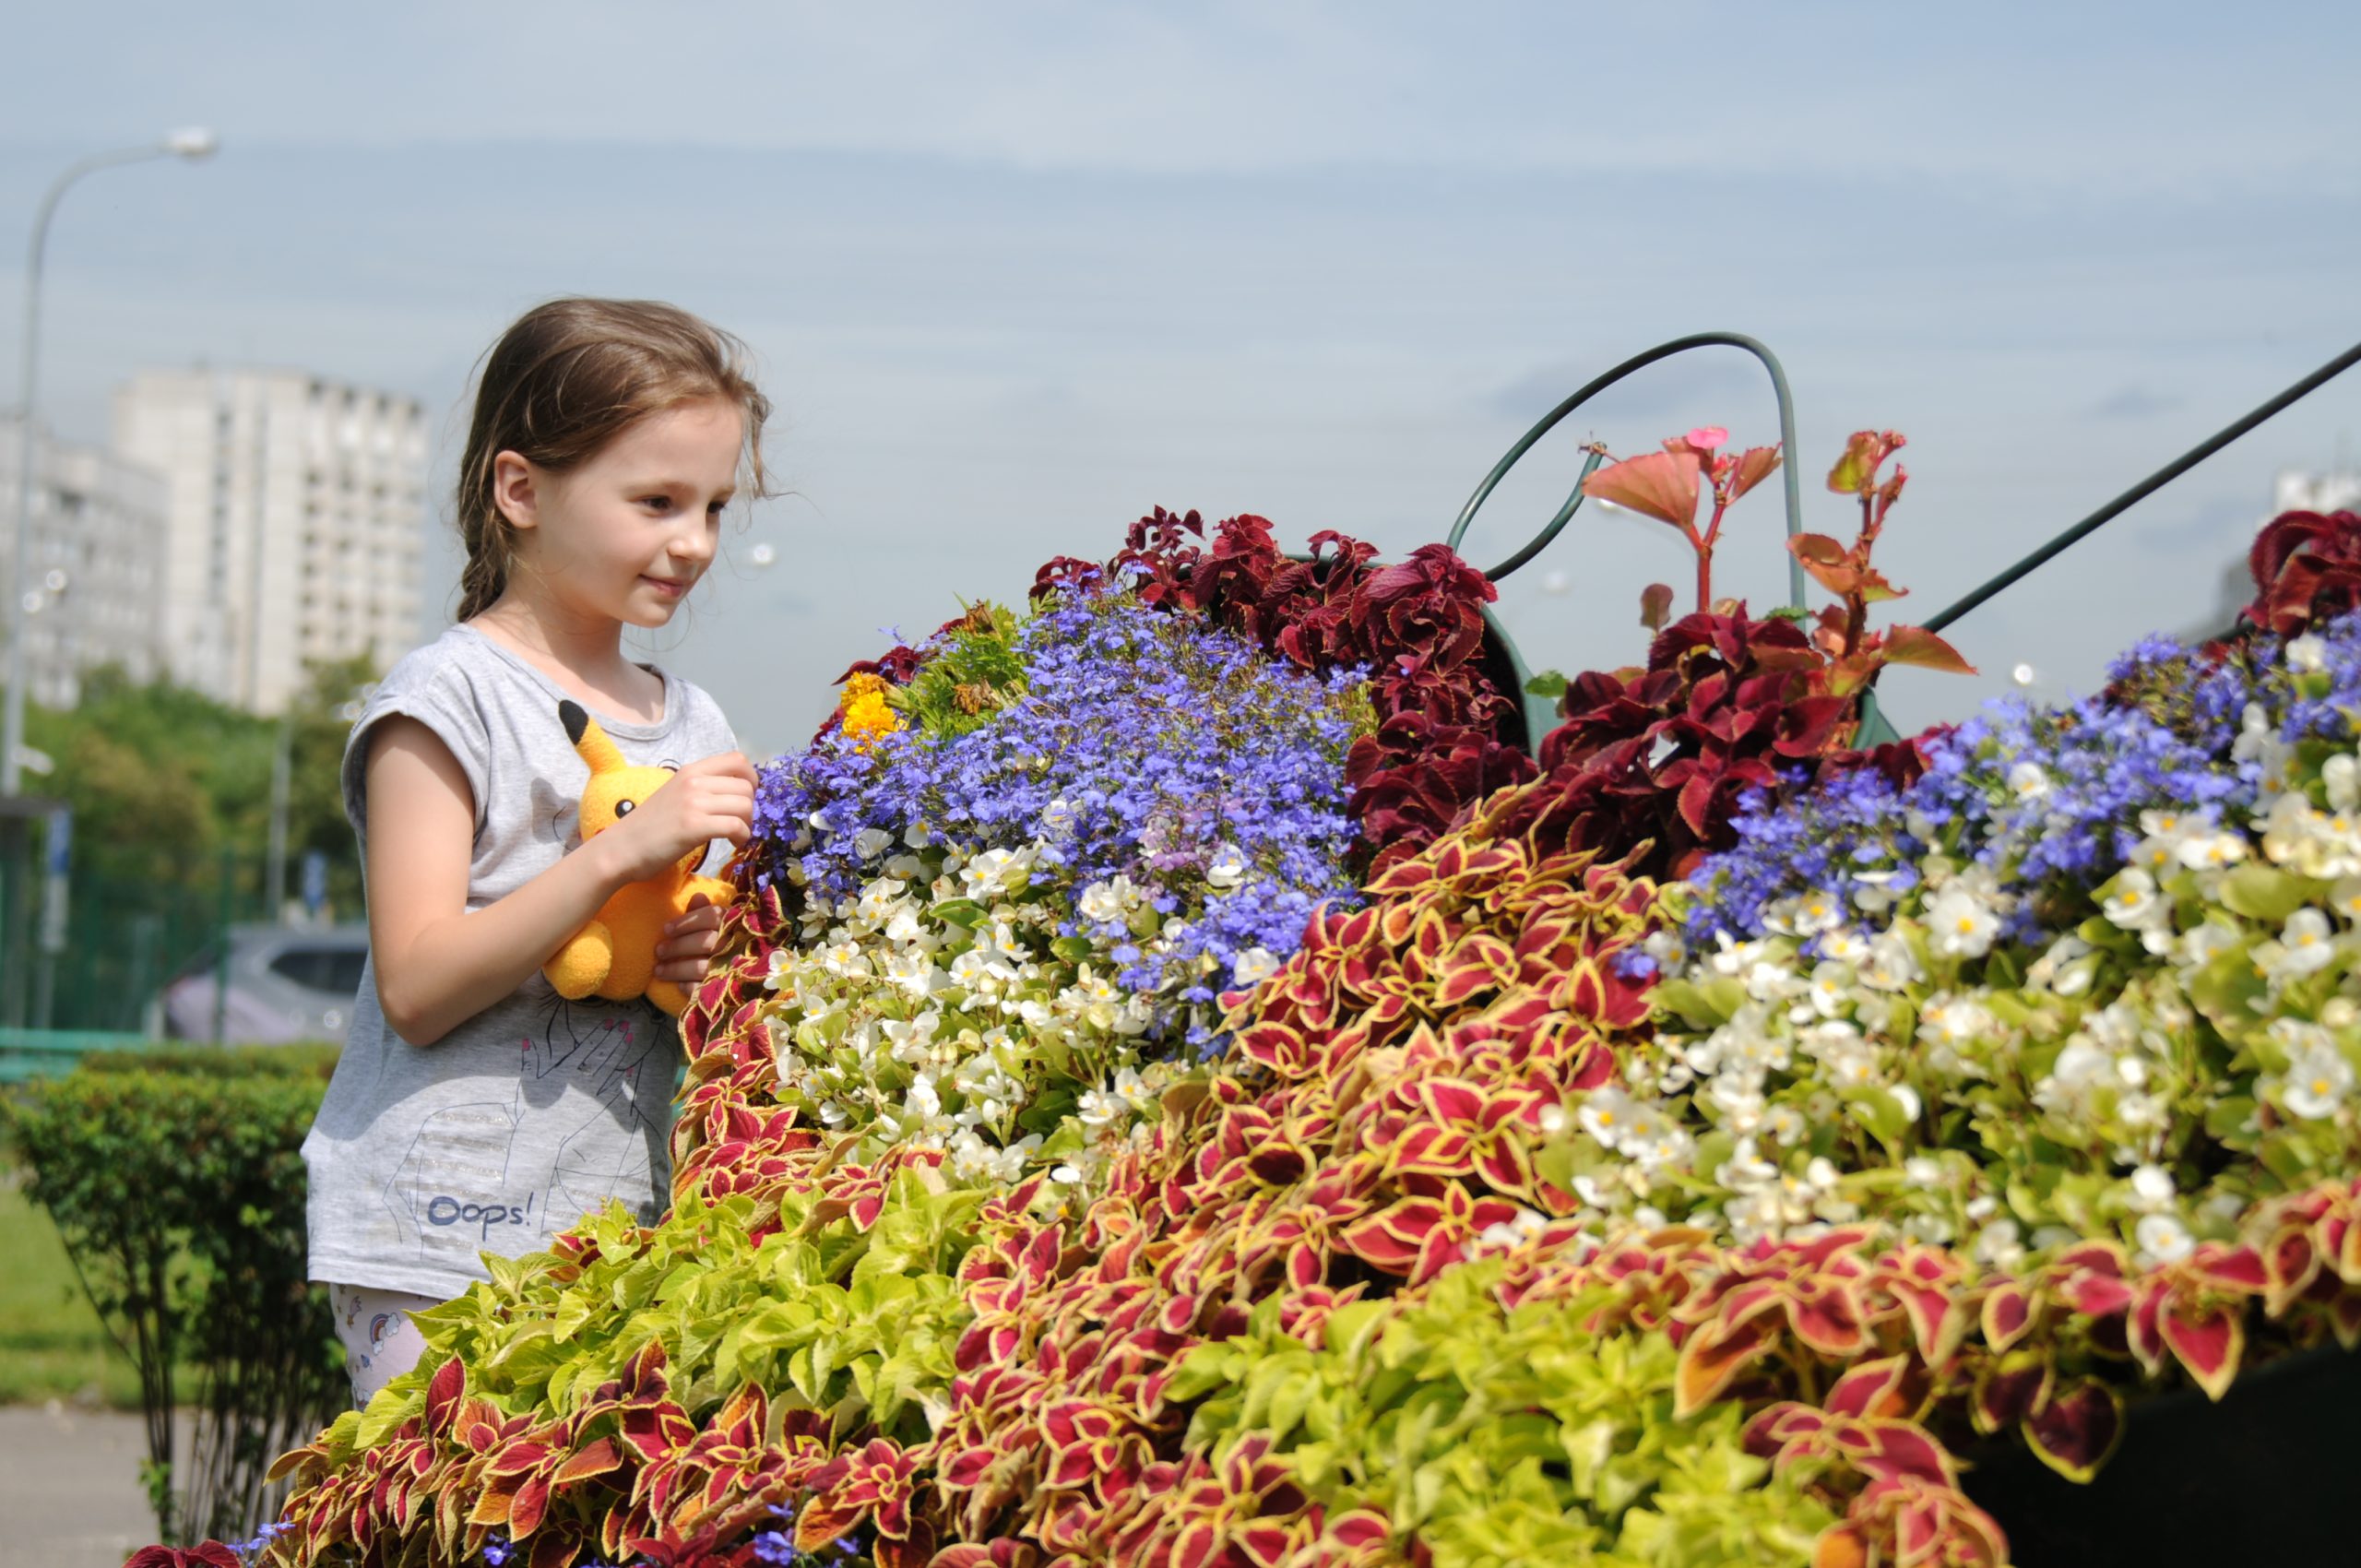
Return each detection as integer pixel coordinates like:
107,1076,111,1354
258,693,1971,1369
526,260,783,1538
0,1403,184,1568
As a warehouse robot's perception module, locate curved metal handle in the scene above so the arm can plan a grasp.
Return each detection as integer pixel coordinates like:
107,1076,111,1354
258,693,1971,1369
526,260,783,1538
1448,331,1809,609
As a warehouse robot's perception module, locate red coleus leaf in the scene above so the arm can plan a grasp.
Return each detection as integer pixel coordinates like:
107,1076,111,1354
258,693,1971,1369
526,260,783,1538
1674,1314,1774,1416
2023,1378,2124,1483
2160,1299,2246,1401
1639,582,1676,631
1971,1348,2053,1436
424,1355,467,1437
1980,1281,2037,1352
126,1549,241,1568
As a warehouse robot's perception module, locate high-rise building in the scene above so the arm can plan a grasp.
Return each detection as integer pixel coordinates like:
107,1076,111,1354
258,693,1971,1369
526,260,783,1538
0,412,171,710
113,368,429,715
2186,466,2361,640
2273,468,2361,518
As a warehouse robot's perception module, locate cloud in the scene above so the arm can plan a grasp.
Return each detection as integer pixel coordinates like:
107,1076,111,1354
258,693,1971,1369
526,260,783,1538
2087,386,2183,421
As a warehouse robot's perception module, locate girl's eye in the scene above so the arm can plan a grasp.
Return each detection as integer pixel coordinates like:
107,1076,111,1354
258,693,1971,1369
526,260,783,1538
642,495,673,513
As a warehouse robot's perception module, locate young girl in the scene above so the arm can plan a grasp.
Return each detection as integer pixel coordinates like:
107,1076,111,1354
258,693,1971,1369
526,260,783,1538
301,298,768,1405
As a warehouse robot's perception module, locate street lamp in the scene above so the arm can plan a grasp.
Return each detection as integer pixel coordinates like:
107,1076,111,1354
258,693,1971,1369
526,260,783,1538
5,127,218,797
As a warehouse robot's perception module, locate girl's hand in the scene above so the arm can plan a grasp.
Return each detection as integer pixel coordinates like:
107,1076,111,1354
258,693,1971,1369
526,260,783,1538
595,751,759,885
655,894,726,984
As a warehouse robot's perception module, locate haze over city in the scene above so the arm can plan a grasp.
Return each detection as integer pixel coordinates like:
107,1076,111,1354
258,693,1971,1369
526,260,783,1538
6,0,2358,757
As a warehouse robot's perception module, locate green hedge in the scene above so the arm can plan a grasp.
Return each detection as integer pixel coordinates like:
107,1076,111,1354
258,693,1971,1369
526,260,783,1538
4,1046,346,1544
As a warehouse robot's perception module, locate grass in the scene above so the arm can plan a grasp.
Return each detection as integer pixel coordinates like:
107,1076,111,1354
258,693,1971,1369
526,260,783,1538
0,1170,192,1408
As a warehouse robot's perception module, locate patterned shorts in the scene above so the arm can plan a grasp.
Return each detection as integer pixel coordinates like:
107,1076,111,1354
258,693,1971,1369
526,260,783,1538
326,1281,443,1408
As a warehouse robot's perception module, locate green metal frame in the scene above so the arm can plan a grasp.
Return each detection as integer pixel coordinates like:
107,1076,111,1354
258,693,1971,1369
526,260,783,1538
1457,332,2361,759
1449,332,1811,752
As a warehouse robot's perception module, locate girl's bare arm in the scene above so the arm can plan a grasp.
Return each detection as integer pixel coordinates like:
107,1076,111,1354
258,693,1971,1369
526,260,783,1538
362,716,753,1046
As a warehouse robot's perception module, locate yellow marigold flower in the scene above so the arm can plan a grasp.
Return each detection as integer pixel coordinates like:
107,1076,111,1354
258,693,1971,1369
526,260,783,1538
838,672,904,752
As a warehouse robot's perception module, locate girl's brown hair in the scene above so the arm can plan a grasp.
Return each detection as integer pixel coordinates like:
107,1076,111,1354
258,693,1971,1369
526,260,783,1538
453,297,772,622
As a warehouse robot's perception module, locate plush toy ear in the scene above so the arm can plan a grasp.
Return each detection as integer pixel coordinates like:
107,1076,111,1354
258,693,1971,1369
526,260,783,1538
560,700,589,747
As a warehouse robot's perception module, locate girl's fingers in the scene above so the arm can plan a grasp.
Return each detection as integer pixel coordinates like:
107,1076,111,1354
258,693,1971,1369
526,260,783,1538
656,928,724,962
664,902,725,935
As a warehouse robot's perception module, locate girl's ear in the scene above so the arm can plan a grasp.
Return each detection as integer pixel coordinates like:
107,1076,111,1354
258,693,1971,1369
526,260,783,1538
492,449,541,532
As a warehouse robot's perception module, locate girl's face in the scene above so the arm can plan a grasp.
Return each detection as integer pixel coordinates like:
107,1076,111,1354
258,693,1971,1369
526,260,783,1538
495,396,745,627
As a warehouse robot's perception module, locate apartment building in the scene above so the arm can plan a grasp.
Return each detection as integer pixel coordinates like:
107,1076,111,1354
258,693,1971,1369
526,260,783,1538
113,368,429,715
0,412,170,710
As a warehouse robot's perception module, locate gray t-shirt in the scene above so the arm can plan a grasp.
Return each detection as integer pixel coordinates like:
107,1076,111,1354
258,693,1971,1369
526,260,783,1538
302,623,739,1301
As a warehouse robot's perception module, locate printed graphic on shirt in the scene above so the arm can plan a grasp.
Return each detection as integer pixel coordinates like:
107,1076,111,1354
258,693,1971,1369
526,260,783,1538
379,996,668,1260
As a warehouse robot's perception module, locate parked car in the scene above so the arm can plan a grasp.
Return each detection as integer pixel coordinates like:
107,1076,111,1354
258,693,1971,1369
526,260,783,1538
160,923,372,1043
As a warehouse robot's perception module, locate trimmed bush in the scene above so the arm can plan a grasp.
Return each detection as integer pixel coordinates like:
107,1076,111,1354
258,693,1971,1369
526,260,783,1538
5,1045,346,1543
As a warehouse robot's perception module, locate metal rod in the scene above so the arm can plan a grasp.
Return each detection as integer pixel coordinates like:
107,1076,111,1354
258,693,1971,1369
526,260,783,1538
1922,339,2361,636
1449,332,1809,608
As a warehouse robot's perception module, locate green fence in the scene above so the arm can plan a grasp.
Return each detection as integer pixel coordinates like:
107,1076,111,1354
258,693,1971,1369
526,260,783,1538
0,846,271,1037
0,1027,158,1084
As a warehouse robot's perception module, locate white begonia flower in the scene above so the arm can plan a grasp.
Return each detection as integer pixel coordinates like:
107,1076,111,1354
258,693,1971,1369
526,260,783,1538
1859,932,1924,991
2129,1164,2177,1211
1577,1087,1641,1150
1705,1073,1767,1130
2027,933,2097,996
1229,946,1281,989
1761,1103,1807,1144
1918,995,1995,1050
961,846,1035,899
1973,1218,2026,1271
2007,761,2052,802
2101,868,2165,931
2326,754,2361,814
1802,961,1854,1020
2286,633,2330,671
1927,887,2000,959
1823,1044,1881,1090
2281,1042,2355,1120
853,826,896,861
884,951,943,1001
1205,843,1248,890
1705,932,1772,978
1818,928,1872,965
2324,997,2361,1030
1716,1139,1778,1191
2327,878,2361,926
1904,1157,1942,1188
1850,867,1906,914
1642,928,1688,969
2038,1037,2115,1113
1078,875,1143,925
2176,919,2241,968
2134,1213,2195,1266
2260,795,2361,879
1889,1084,1923,1123
855,875,910,925
2175,830,2249,873
2257,908,2339,984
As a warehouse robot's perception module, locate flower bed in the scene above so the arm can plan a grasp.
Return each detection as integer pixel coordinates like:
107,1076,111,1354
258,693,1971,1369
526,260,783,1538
213,452,2361,1568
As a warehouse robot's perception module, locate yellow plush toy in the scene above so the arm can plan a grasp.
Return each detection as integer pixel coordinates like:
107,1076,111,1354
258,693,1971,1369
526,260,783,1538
542,699,736,1017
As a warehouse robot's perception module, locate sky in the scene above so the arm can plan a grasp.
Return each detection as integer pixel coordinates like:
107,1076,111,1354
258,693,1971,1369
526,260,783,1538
4,0,2359,759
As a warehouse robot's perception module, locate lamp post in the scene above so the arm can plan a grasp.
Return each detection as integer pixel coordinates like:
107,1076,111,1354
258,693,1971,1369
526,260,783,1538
5,127,218,797
3,130,214,1028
